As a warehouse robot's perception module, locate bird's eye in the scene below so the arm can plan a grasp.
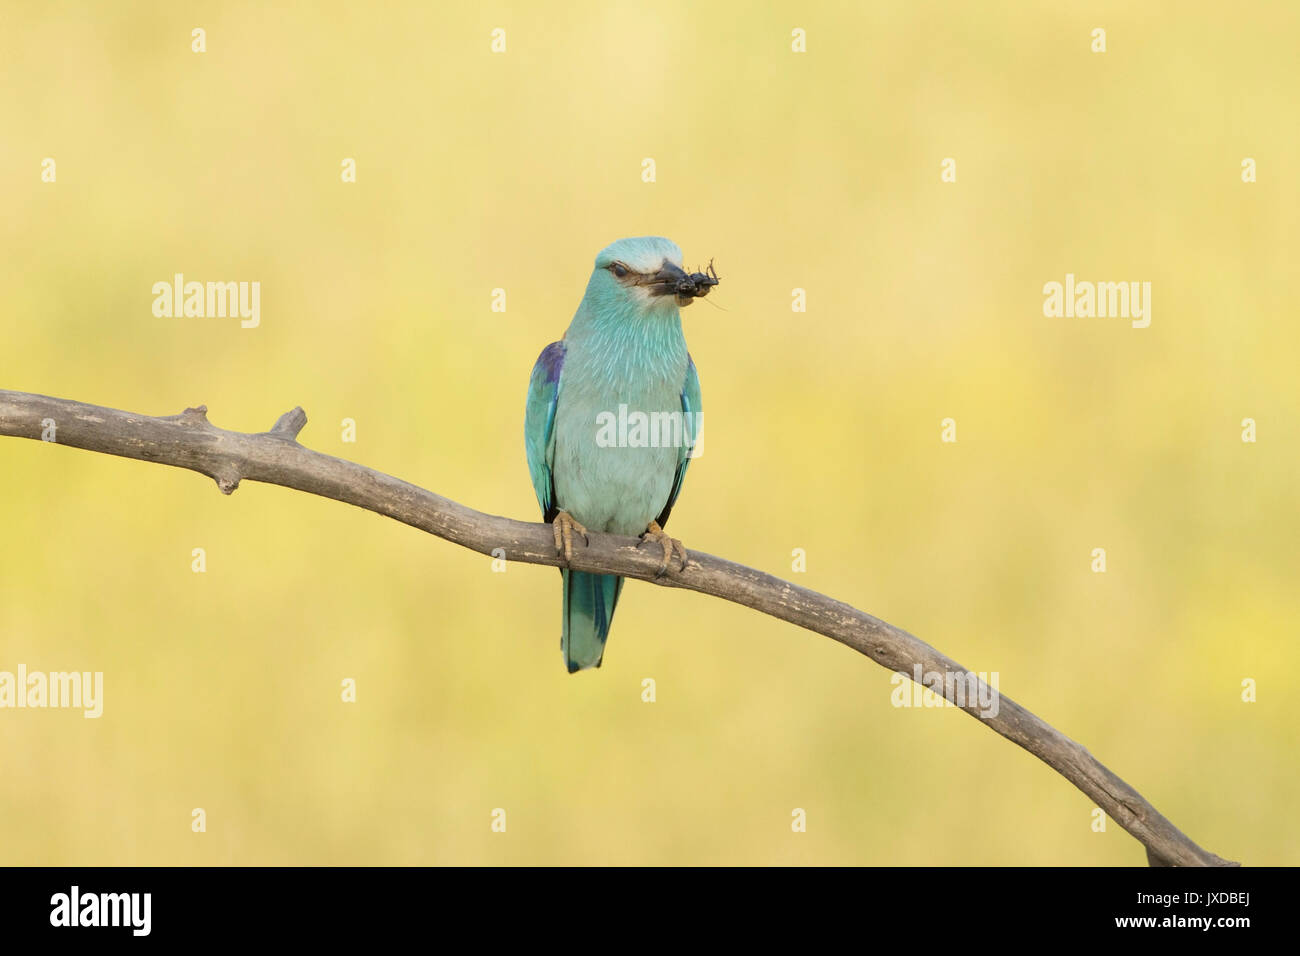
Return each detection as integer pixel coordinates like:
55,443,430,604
610,262,629,278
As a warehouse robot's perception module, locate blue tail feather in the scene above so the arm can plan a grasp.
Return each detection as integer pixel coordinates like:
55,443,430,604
562,570,624,673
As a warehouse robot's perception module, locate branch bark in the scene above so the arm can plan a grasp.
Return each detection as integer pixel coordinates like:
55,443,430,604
0,388,1236,867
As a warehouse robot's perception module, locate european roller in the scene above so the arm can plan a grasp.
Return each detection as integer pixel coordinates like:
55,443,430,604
525,236,718,673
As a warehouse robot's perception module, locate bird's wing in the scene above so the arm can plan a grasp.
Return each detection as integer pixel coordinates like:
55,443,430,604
655,353,702,530
525,340,565,522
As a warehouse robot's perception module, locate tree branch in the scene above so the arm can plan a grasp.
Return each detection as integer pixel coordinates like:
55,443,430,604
0,388,1236,867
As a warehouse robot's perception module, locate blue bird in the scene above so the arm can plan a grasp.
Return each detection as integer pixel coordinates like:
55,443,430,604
525,237,718,672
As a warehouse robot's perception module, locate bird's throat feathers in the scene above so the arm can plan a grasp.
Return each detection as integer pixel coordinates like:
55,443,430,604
564,288,688,388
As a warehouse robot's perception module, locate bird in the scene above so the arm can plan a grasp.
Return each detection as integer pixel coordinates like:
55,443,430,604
525,236,719,673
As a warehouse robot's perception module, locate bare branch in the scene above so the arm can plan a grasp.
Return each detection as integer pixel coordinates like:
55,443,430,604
0,388,1236,866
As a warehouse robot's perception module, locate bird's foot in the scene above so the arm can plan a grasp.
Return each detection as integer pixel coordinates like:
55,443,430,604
639,520,688,577
552,511,589,563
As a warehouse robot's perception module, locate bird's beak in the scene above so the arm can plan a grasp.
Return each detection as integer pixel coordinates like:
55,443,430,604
640,260,720,306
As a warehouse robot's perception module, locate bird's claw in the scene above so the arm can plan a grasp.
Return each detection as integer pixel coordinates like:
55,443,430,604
552,511,589,563
640,520,688,577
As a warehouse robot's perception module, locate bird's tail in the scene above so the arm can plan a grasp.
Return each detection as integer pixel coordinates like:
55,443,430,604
561,570,624,673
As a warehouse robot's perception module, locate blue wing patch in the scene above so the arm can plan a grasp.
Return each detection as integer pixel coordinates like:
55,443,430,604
655,353,701,530
525,341,565,522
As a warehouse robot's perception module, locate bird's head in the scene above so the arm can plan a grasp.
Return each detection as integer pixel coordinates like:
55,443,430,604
585,236,719,314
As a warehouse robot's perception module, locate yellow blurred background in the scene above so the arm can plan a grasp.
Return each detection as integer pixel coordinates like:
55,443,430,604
1,1,1296,865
